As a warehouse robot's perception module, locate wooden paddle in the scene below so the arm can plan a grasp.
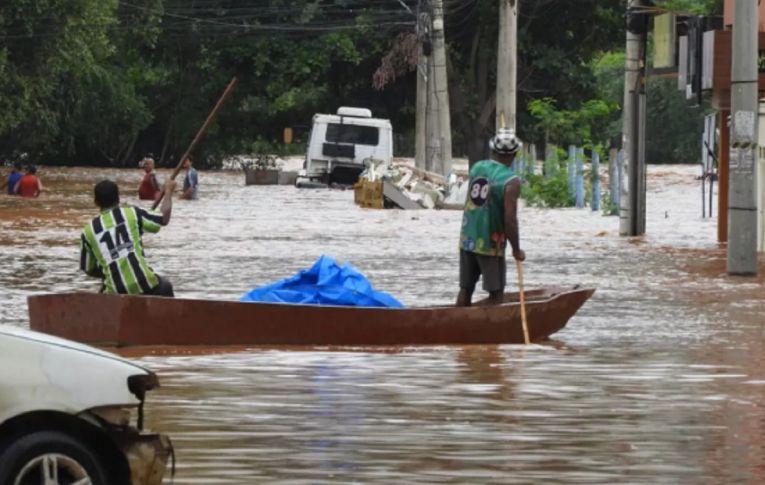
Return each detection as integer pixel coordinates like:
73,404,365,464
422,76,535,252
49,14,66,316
152,76,238,210
515,259,530,345
498,110,530,344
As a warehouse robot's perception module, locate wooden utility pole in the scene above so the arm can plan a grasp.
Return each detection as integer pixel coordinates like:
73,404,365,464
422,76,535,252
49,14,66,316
426,52,440,173
497,0,518,131
719,110,730,243
431,0,452,174
620,0,647,236
415,6,429,171
415,61,427,170
728,0,758,275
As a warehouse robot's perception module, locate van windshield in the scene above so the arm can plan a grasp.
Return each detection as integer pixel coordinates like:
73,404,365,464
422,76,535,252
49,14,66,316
326,123,379,146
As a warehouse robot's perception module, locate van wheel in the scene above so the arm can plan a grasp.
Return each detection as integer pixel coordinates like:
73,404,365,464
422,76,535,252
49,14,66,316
0,431,109,485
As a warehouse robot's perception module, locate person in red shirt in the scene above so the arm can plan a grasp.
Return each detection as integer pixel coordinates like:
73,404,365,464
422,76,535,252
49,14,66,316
137,157,161,201
14,165,42,198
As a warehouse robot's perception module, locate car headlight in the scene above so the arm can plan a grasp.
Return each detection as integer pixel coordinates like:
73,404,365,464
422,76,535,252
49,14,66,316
127,372,159,399
127,372,160,430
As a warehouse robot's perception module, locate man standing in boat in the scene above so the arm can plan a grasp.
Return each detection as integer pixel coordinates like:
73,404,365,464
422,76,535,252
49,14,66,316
457,129,525,307
80,179,176,296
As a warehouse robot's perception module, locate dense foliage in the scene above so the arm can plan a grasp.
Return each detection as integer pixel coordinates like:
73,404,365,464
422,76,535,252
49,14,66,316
0,0,724,167
521,170,573,208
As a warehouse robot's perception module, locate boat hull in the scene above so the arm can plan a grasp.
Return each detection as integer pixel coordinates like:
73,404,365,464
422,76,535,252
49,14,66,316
27,286,594,346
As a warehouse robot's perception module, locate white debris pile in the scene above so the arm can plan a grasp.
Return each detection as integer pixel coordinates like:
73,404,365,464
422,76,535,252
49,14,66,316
222,155,304,172
359,158,468,209
442,172,469,208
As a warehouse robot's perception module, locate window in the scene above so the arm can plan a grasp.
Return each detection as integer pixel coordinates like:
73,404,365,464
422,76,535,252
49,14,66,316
326,123,379,146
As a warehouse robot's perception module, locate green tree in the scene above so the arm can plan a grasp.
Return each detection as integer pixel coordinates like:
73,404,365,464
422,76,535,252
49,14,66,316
654,0,723,16
446,0,626,163
527,97,616,147
0,0,153,164
591,46,710,164
127,0,412,167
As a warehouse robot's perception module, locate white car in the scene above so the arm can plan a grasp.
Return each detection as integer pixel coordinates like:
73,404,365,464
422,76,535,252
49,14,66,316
0,325,171,485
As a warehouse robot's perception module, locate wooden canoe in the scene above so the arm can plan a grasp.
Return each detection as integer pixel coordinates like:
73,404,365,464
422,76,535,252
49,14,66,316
27,286,594,347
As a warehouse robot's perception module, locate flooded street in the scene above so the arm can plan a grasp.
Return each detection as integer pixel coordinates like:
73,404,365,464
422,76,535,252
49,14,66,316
2,164,765,483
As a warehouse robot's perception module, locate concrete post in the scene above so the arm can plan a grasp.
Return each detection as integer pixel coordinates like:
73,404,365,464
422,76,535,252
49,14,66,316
431,0,452,174
608,148,617,206
497,0,518,131
529,143,537,178
568,145,576,197
415,34,428,170
728,0,758,275
575,147,585,208
621,0,647,236
592,150,601,211
426,53,439,173
616,149,624,208
544,144,557,178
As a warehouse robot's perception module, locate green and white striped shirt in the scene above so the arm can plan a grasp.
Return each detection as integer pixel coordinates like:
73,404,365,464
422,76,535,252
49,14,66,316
80,206,164,294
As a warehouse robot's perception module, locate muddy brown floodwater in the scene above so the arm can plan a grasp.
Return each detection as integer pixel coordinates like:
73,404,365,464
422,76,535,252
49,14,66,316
2,165,765,483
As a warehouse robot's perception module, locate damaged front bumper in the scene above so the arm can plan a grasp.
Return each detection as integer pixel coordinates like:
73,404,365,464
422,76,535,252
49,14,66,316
86,371,174,484
120,430,173,485
91,418,173,485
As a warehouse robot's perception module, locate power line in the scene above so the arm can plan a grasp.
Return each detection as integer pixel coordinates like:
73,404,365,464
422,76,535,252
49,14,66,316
0,1,416,40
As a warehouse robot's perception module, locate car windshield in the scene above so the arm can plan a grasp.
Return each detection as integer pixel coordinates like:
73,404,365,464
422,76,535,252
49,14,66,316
326,123,379,146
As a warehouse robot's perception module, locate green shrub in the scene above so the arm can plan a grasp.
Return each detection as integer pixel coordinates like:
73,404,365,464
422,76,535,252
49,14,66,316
601,190,619,216
521,170,575,208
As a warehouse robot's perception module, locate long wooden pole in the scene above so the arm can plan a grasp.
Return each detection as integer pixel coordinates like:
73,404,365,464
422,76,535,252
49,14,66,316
515,260,530,345
499,110,528,344
152,77,238,210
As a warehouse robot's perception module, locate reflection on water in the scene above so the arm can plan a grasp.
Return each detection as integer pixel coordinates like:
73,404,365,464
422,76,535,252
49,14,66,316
2,165,765,482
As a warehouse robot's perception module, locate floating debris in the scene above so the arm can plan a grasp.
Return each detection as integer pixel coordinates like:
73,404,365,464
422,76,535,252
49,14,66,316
355,158,468,210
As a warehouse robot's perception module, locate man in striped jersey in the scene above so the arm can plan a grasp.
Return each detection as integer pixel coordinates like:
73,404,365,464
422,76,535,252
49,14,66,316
80,179,176,296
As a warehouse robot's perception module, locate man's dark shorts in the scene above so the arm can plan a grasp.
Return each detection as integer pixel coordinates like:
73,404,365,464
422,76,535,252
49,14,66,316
459,249,506,293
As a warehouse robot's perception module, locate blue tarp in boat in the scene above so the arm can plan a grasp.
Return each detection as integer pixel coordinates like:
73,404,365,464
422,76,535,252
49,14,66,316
240,255,404,308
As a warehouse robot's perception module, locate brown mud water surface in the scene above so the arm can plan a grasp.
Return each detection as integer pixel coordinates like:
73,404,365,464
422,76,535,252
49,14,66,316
2,165,765,483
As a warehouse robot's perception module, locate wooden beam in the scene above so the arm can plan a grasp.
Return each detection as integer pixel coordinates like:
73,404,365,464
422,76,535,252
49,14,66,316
719,110,730,243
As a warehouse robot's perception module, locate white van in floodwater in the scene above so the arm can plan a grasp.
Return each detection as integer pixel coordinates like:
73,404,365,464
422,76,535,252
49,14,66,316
299,107,393,186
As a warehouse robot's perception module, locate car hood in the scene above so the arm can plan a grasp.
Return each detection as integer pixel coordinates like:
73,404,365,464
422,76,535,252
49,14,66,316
0,325,152,423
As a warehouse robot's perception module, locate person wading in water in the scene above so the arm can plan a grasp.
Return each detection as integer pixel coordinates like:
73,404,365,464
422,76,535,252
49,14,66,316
80,179,176,296
1,162,23,195
180,156,198,200
456,129,525,307
14,165,42,198
138,156,161,201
